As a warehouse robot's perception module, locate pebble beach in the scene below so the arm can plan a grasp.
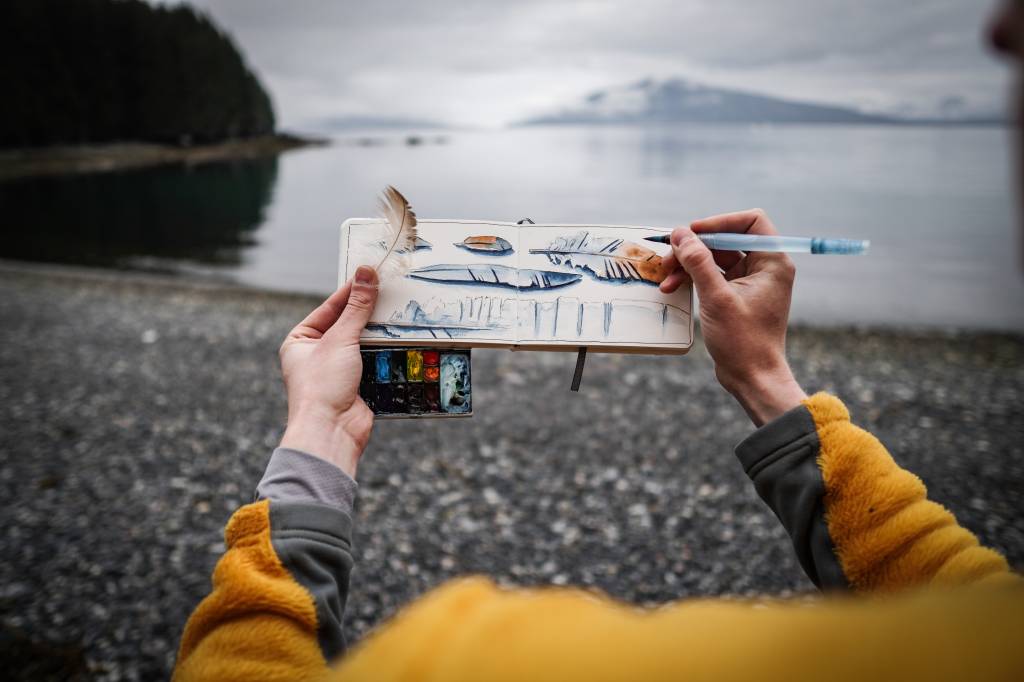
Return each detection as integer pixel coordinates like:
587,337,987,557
1,262,1022,680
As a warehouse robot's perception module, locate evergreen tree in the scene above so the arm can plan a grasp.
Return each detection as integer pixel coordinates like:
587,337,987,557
0,0,276,147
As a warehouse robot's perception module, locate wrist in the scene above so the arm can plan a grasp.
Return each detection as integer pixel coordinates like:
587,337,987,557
720,363,807,428
280,408,366,478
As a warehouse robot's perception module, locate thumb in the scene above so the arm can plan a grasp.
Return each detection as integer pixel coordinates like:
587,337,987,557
331,265,379,343
671,227,730,302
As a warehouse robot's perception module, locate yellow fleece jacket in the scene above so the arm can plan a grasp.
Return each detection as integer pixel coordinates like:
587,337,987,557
173,394,1022,681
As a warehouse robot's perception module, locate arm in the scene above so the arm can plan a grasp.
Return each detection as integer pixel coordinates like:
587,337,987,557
737,393,1014,591
174,266,380,681
662,210,1016,592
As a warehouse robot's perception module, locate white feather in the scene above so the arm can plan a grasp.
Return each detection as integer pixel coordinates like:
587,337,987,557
375,186,418,282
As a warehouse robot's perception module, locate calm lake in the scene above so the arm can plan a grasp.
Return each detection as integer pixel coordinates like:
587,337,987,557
3,124,1022,330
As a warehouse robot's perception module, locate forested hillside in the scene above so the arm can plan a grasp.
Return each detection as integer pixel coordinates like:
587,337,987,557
0,0,275,148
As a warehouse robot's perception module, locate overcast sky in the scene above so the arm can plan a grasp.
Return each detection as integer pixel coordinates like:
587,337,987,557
161,0,1010,129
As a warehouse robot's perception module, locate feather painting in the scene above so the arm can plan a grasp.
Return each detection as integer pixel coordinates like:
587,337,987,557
375,186,419,281
529,231,671,284
408,264,581,290
454,235,514,255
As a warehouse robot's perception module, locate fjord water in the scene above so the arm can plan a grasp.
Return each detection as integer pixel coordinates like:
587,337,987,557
4,124,1022,329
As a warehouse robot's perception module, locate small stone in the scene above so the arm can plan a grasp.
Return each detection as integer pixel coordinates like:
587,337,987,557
439,491,463,506
504,372,526,387
628,503,648,517
643,481,663,496
482,488,501,506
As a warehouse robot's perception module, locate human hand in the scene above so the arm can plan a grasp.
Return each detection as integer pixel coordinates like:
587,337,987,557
278,266,379,478
660,210,807,426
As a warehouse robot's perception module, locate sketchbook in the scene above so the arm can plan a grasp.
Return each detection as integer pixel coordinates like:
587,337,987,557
338,219,694,354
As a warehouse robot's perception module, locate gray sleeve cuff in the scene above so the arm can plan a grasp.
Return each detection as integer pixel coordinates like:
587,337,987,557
735,403,819,477
255,447,359,516
735,404,848,590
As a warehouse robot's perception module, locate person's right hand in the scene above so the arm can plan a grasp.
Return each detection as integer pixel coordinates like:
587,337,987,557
660,209,807,426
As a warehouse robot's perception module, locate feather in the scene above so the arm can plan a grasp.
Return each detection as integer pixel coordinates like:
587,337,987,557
408,263,581,290
529,231,671,284
374,186,419,281
454,235,514,255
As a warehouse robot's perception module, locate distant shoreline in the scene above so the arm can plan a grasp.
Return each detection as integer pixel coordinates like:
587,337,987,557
514,118,1008,129
0,133,328,181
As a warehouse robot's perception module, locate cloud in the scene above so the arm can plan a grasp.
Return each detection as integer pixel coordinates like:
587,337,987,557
164,0,1010,128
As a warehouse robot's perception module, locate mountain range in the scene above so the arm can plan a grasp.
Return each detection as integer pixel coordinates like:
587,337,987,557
520,78,1002,126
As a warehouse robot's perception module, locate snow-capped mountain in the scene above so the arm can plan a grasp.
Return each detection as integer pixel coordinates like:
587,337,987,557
521,78,900,125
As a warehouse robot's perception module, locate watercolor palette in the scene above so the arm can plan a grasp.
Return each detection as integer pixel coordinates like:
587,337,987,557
359,348,472,418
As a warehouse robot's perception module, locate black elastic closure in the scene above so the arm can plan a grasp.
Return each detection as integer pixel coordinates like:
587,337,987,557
571,347,587,391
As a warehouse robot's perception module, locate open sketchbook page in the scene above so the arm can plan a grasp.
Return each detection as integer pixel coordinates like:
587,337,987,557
339,219,693,353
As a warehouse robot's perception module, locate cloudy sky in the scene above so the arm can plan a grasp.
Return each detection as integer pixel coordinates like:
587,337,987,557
163,0,1010,129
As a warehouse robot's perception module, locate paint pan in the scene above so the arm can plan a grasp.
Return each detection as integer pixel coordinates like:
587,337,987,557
359,348,471,418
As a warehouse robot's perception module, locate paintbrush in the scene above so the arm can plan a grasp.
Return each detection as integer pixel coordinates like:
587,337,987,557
644,232,869,255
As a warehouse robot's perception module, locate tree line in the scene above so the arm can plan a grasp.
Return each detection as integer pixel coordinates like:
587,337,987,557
0,0,275,148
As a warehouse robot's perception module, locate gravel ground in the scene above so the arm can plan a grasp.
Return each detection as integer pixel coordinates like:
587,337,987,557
1,263,1022,680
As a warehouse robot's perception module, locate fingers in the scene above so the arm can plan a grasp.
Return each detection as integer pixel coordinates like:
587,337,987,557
691,208,778,236
327,266,380,344
659,266,691,294
660,243,740,290
668,227,731,302
289,280,353,340
692,209,793,279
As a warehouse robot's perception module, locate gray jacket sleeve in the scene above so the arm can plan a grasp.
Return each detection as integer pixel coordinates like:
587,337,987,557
735,405,848,590
255,447,359,661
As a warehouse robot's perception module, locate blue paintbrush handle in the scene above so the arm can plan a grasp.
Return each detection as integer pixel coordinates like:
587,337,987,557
644,232,870,255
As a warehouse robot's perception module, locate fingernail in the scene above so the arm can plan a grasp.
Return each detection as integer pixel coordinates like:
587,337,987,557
355,266,376,285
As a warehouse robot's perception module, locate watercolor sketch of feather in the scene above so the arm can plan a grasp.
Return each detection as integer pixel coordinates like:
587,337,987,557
529,231,671,284
374,185,419,281
408,263,581,290
454,236,514,255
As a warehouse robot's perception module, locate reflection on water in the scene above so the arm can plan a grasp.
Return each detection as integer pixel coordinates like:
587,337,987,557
0,157,277,269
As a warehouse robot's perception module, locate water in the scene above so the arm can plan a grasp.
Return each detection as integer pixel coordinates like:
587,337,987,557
2,124,1022,330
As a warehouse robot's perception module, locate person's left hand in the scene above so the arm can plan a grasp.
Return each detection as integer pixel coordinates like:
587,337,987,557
278,265,379,478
